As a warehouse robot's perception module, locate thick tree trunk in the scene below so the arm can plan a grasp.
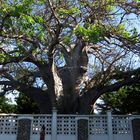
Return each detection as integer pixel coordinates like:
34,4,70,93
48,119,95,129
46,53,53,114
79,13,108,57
77,89,101,114
57,44,88,113
34,93,52,114
37,63,57,108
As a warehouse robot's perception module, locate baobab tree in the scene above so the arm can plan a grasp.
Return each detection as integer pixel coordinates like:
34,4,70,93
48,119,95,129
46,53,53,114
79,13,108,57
0,0,140,114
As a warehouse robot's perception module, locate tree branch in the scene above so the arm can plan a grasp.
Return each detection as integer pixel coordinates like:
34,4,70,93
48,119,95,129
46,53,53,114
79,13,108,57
81,67,140,104
100,76,140,95
0,34,36,44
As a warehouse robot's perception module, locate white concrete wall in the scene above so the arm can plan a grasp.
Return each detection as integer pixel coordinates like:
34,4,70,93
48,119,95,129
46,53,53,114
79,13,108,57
89,135,108,140
57,135,76,140
113,134,132,140
0,134,17,140
0,134,133,140
31,134,76,140
31,134,51,140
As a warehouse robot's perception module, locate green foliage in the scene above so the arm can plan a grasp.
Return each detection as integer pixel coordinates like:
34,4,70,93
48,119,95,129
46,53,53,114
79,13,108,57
0,0,45,42
39,32,45,41
57,7,81,16
0,96,16,113
134,0,140,3
74,24,105,43
99,85,140,114
15,94,40,114
35,16,44,24
1,0,32,16
117,24,131,38
130,27,139,43
63,36,71,44
0,54,6,63
0,94,39,114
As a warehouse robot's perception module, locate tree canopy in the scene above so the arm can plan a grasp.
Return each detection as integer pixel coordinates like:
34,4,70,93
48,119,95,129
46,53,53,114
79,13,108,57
0,0,140,114
15,93,40,114
98,84,140,114
0,96,16,113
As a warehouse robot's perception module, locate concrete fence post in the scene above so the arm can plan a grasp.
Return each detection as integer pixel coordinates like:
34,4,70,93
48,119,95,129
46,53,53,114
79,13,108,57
17,116,33,140
132,118,140,140
107,110,113,140
51,107,57,140
76,117,89,140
